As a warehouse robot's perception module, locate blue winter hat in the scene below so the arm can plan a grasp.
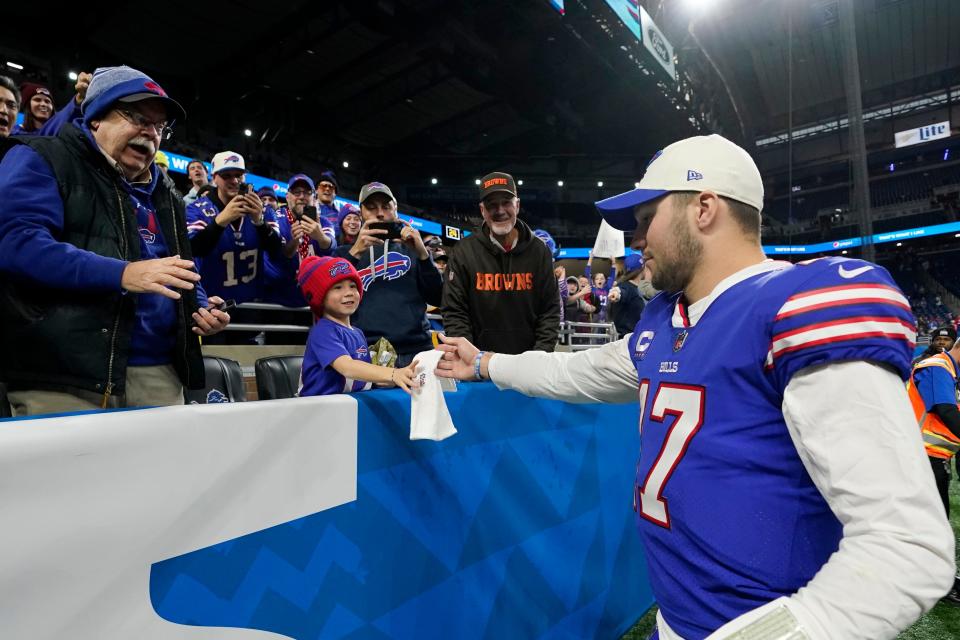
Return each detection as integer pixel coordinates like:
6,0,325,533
533,229,560,259
81,65,186,124
624,252,645,273
317,170,338,191
337,203,361,230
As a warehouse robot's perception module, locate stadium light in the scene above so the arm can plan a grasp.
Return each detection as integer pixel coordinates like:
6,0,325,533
67,71,78,81
474,179,481,185
597,181,604,187
896,242,903,246
342,161,349,168
431,178,438,185
842,250,848,255
518,179,523,186
634,182,641,189
5,61,23,70
243,129,252,137
557,180,564,187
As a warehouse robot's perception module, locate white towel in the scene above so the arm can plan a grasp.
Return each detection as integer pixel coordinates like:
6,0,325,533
409,349,458,441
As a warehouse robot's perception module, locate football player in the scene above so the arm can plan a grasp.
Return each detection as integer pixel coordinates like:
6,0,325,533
437,135,954,639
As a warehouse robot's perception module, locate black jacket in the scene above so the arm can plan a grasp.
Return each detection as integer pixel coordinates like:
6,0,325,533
0,124,204,403
441,220,560,353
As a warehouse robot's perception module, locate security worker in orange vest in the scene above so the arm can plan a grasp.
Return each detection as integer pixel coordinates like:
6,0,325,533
908,337,960,605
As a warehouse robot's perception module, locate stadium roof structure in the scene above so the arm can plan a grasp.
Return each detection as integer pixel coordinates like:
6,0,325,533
2,0,957,191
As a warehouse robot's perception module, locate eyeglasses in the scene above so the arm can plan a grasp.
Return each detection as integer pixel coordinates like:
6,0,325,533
288,188,313,197
115,108,173,140
317,183,336,190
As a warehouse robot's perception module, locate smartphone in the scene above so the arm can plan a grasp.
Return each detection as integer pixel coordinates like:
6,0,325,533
237,183,250,195
301,205,318,221
368,221,404,240
192,299,237,327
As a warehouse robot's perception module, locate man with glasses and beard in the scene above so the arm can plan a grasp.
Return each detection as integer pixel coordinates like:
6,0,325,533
436,136,953,639
0,65,230,415
185,150,283,306
263,173,336,308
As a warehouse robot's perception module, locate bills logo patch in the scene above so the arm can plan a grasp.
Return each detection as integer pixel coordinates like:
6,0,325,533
358,252,412,290
329,261,350,277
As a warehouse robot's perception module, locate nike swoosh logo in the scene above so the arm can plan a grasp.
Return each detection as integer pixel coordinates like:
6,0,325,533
838,264,874,279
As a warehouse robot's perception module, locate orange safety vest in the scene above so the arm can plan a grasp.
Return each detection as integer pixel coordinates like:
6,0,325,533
908,352,960,460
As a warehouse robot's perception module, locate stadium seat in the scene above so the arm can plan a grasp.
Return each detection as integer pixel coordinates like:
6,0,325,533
255,355,304,400
183,356,246,404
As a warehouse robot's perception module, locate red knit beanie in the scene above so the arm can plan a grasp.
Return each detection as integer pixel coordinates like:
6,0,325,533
297,256,363,315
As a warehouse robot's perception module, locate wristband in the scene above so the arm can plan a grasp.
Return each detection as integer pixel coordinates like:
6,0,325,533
474,351,486,381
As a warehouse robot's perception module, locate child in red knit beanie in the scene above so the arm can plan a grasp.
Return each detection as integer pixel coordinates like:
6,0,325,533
297,255,419,396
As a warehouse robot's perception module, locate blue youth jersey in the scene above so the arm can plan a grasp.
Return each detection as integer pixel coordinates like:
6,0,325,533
300,318,373,396
625,257,915,639
185,197,280,303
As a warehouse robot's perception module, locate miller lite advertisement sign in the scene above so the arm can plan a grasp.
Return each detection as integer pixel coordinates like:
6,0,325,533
895,121,951,148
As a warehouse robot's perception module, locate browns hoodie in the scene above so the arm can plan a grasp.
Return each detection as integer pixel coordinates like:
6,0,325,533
441,220,560,353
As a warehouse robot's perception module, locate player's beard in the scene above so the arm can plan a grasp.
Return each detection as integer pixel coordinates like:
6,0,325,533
650,210,701,295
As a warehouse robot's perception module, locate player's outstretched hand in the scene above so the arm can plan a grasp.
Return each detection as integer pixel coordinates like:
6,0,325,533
435,334,480,380
391,360,420,395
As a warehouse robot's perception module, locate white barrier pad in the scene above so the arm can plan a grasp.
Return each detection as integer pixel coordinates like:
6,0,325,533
0,396,358,639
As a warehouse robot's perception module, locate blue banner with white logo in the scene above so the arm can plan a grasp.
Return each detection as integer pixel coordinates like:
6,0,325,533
150,384,652,638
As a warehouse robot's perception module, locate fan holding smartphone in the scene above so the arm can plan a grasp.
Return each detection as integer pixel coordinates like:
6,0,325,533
260,173,338,308
334,181,443,368
282,174,335,259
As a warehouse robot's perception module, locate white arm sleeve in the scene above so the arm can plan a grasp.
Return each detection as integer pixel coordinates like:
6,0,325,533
758,360,954,639
487,337,639,404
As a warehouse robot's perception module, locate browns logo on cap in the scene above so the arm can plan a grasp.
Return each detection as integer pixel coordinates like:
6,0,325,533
478,171,517,200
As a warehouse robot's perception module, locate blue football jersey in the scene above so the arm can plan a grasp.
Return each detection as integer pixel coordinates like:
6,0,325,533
625,257,915,639
186,198,280,303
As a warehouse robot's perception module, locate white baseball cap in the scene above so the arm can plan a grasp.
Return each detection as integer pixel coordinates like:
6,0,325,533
211,151,246,175
595,134,764,231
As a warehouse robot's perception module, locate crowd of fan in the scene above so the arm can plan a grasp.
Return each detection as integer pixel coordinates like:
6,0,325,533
2,65,955,414
0,66,657,415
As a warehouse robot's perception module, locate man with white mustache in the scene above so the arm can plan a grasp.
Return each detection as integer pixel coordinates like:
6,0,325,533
440,171,560,354
0,65,230,415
